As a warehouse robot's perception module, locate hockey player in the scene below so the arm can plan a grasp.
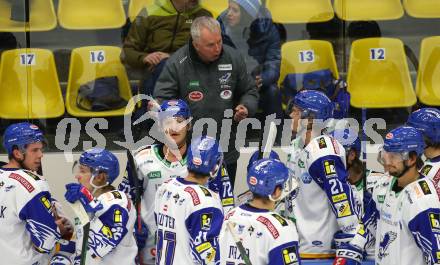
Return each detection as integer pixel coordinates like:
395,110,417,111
119,99,234,264
52,148,137,265
0,122,72,265
333,126,440,265
154,135,224,265
407,107,440,188
219,158,301,265
284,90,360,258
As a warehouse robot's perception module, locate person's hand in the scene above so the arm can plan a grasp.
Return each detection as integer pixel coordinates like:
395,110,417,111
52,201,74,240
64,183,103,213
143,52,170,70
255,75,263,90
234,104,248,122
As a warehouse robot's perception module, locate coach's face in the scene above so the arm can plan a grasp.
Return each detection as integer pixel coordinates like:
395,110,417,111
173,0,199,11
193,27,223,63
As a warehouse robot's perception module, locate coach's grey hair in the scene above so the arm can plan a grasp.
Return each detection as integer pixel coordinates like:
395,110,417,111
191,16,221,42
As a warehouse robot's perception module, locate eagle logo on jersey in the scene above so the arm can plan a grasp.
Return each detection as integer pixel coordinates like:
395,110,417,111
27,219,59,252
378,231,397,260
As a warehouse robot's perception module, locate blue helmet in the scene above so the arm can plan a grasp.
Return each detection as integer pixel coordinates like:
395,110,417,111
407,108,440,144
187,136,223,178
79,148,120,184
159,99,191,121
247,158,290,197
383,126,425,156
247,150,280,172
291,90,334,120
3,122,46,155
329,128,361,154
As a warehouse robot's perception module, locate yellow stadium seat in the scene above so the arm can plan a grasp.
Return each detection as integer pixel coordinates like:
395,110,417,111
200,0,228,18
347,38,416,108
334,0,404,21
0,49,64,119
279,40,339,87
0,0,56,32
66,46,134,117
58,0,126,30
403,0,440,18
266,0,334,23
416,36,440,106
128,0,154,21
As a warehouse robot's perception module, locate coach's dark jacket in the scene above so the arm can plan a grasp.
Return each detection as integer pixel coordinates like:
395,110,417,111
154,40,259,163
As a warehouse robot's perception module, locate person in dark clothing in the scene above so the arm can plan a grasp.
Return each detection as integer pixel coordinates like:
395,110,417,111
218,0,283,122
154,16,259,189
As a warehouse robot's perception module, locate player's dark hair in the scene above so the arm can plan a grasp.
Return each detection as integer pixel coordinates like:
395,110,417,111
409,151,424,170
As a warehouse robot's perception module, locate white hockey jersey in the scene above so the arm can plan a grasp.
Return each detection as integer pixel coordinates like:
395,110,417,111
219,204,301,265
73,189,137,265
420,155,440,191
118,144,234,263
0,168,60,265
154,177,224,265
351,176,440,265
285,135,359,258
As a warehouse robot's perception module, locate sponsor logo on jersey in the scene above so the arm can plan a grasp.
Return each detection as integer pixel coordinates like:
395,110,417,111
25,170,41,181
421,165,433,176
377,194,386,203
188,91,204,102
111,191,122,199
40,196,51,211
318,137,327,149
385,132,393,139
101,225,113,238
200,186,212,197
419,180,432,195
434,169,440,186
201,213,212,230
357,224,366,236
147,171,162,179
331,138,340,154
114,209,122,223
218,64,232,71
323,160,336,176
220,90,232,100
298,159,305,169
335,201,352,218
184,187,200,205
312,241,323,247
378,231,397,260
282,246,299,264
272,214,288,226
430,213,440,232
257,216,279,239
222,198,234,206
332,193,347,203
300,173,312,184
9,173,34,192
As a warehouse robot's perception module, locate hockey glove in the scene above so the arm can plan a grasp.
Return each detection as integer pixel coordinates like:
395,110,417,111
134,219,148,249
50,240,75,265
64,183,103,213
333,231,363,265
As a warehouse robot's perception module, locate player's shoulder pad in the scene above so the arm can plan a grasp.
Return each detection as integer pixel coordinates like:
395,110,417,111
405,178,439,205
98,190,130,212
307,135,345,161
6,169,48,194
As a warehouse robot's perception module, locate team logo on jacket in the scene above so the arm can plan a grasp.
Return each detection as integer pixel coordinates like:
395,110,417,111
189,91,204,101
378,231,397,260
219,73,231,84
220,90,232,100
218,64,232,71
282,246,299,264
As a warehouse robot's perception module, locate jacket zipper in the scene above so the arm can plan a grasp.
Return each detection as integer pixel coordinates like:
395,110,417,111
168,12,181,52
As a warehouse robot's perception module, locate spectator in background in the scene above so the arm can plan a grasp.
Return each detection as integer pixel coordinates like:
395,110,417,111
121,0,212,122
218,0,283,122
154,16,259,189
